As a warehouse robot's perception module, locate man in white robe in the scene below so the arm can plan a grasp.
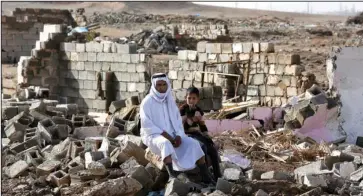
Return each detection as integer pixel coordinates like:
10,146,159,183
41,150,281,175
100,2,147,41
140,73,215,184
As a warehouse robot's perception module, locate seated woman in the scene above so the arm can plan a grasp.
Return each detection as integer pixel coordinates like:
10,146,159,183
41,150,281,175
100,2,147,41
180,87,222,180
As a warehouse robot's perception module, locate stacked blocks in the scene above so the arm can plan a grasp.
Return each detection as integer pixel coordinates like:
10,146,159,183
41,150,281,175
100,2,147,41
171,42,309,107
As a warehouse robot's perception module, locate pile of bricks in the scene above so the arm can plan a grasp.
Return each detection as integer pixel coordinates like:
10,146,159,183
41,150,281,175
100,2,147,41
1,97,144,194
170,41,314,107
1,8,75,63
175,24,228,39
58,41,150,113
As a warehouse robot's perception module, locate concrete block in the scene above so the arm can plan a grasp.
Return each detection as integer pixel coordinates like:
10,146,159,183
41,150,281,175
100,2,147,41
5,160,29,178
252,74,265,85
246,169,264,180
247,86,259,96
36,160,61,176
130,54,140,63
77,71,86,80
136,63,146,73
221,43,232,54
219,54,233,63
261,171,290,180
277,54,300,65
267,75,280,85
50,170,70,187
242,43,253,53
223,168,242,181
2,106,19,121
103,42,113,53
197,41,207,53
79,89,96,99
110,63,127,72
109,100,126,113
303,174,328,187
187,50,198,61
333,162,357,178
285,65,304,76
25,150,43,166
127,63,136,73
206,43,221,53
287,87,298,96
116,43,137,54
260,43,274,53
85,42,103,52
43,24,62,33
178,50,188,60
216,178,232,194
73,126,119,140
267,53,277,64
102,62,111,71
165,179,189,196
198,53,207,62
126,96,140,107
96,52,112,62
86,71,97,80
121,54,131,63
76,43,85,52
286,77,297,89
350,167,363,182
274,86,284,96
87,52,97,62
232,43,243,53
253,43,260,53
281,76,291,86
239,53,250,61
269,64,285,75
60,42,76,52
127,83,137,92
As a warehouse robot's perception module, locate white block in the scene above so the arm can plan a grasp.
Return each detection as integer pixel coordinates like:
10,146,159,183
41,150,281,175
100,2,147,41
43,24,62,33
232,43,243,53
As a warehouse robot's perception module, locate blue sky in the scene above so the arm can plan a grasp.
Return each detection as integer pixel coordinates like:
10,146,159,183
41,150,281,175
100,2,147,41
193,2,363,14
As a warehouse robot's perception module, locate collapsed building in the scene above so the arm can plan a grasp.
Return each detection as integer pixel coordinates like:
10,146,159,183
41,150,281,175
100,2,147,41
2,7,363,196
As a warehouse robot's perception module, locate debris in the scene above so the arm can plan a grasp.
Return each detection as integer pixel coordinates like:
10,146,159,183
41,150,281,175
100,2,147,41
82,177,142,196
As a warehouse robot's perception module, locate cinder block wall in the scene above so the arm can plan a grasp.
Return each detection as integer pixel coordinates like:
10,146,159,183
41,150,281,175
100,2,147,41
170,42,315,107
16,23,151,113
1,8,75,63
58,42,151,113
175,24,228,39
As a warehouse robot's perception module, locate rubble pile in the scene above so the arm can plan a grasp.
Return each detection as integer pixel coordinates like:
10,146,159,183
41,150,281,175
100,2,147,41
346,12,363,25
88,11,227,27
71,8,88,27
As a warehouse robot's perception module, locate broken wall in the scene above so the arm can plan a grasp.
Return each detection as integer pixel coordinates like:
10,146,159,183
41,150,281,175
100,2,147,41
175,24,228,39
1,8,75,63
58,42,150,113
333,47,363,144
169,42,314,107
16,24,151,113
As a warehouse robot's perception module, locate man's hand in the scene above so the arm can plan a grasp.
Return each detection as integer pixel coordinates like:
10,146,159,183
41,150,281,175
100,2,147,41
161,131,175,143
173,136,182,148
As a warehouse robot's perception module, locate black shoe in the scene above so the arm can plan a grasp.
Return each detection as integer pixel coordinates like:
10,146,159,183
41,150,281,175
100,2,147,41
197,163,216,185
165,163,177,180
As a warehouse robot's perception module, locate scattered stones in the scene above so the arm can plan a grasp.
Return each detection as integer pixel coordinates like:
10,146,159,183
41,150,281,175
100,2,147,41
261,171,291,181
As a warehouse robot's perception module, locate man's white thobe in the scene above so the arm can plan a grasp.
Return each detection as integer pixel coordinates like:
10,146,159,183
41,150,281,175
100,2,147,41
140,94,205,171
